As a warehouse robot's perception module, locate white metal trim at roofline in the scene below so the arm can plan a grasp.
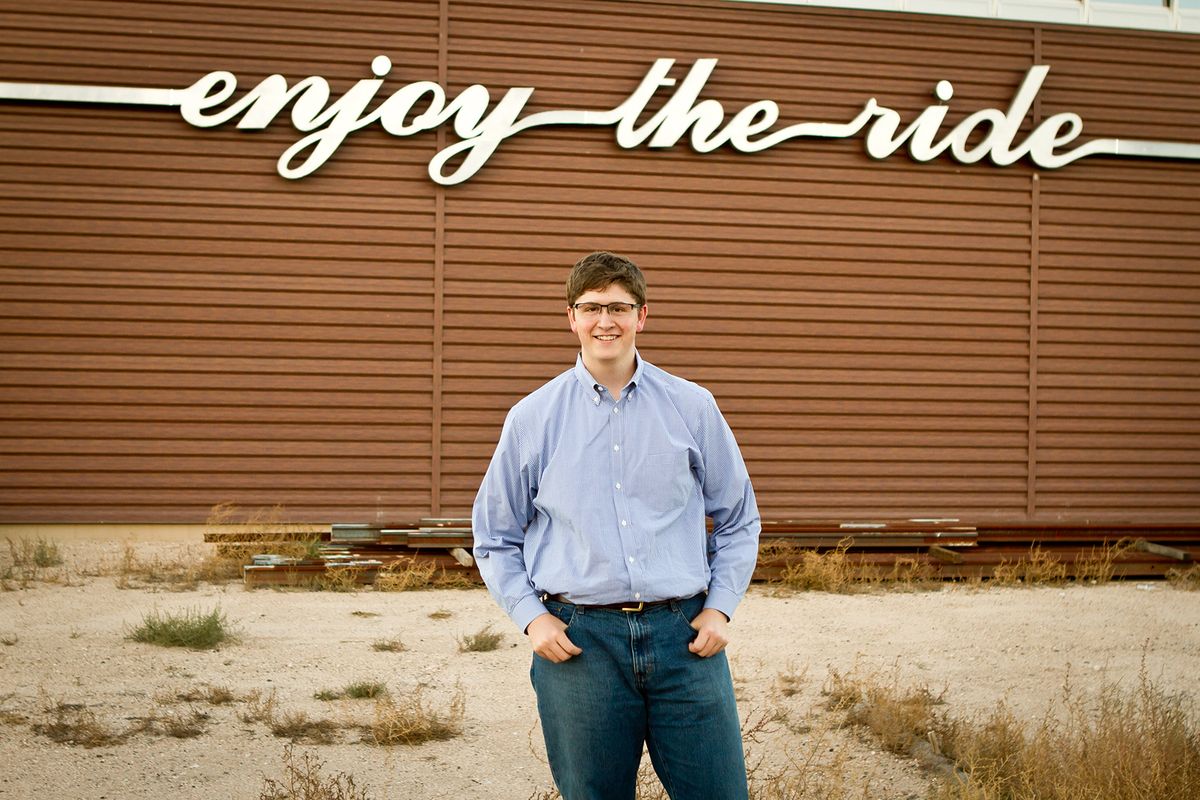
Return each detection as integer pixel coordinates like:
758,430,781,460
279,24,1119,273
724,0,1200,34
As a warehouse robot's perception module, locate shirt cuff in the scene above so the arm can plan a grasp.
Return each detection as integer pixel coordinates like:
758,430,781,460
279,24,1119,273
511,593,550,634
703,586,741,622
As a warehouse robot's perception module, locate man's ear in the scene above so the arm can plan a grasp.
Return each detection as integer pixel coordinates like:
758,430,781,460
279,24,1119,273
567,306,578,333
635,303,647,333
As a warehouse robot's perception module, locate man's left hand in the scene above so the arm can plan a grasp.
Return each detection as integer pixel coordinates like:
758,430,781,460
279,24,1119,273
688,607,730,657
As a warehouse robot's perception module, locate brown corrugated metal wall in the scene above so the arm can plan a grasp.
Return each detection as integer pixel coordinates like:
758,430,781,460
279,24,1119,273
0,0,1196,524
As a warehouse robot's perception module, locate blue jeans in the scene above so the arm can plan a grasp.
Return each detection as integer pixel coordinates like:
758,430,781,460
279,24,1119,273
530,593,748,800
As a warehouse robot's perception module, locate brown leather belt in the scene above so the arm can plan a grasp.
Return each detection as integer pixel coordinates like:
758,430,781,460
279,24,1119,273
541,593,680,613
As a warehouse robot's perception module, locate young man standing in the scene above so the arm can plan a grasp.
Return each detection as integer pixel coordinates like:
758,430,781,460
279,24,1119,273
472,251,761,800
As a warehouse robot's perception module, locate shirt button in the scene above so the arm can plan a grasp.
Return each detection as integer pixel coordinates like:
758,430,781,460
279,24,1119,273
620,519,627,526
634,592,641,599
613,444,619,452
613,407,620,414
593,397,600,405
615,482,621,490
628,556,635,562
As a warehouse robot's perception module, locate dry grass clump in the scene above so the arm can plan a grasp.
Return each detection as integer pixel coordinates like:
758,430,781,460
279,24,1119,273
1072,537,1135,584
458,624,503,652
317,565,367,593
773,663,808,698
366,685,465,746
314,681,388,702
113,540,243,590
824,667,945,755
990,545,1067,586
767,538,937,594
1167,563,1200,590
773,539,858,593
126,605,236,649
3,536,71,588
133,707,209,739
270,710,342,744
7,536,63,568
371,636,406,652
240,689,280,724
259,744,373,800
33,701,125,747
935,666,1200,799
344,681,388,700
373,559,475,592
176,685,237,705
826,664,1199,800
428,608,453,620
206,502,323,563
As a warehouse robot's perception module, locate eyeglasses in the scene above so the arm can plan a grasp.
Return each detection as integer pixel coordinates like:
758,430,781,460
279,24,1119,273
570,302,642,318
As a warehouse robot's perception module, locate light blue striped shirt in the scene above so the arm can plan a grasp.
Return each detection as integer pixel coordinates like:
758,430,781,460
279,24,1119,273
472,352,760,634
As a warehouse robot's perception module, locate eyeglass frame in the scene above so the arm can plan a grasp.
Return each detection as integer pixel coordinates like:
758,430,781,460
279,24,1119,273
569,301,644,317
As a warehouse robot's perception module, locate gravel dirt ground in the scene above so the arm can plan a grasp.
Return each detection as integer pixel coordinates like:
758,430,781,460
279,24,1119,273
0,540,1197,800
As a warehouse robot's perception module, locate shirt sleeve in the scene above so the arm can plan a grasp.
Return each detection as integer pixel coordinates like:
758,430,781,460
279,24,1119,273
696,393,761,621
471,409,549,633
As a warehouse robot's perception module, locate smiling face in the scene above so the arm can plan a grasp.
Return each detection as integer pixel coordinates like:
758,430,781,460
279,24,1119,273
568,283,648,376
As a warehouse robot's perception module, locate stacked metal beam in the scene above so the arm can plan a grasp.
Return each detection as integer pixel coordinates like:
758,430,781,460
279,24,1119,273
227,519,1198,588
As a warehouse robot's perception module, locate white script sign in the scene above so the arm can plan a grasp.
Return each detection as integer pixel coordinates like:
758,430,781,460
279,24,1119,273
2,56,1197,185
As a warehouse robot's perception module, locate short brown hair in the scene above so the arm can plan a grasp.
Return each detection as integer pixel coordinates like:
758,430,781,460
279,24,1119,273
566,251,647,306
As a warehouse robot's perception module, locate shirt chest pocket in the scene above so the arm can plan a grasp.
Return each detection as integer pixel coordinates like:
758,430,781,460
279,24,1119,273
628,449,695,516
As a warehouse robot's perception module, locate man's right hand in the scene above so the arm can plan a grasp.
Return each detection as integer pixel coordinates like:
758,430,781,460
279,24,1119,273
526,612,582,663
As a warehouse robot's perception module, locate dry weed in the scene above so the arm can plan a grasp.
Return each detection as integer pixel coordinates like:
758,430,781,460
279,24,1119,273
241,688,280,725
259,744,373,800
33,701,125,747
318,565,366,593
271,710,342,744
4,536,70,586
776,539,858,593
991,545,1067,586
933,663,1199,799
374,558,476,592
1073,537,1135,584
371,636,406,653
344,681,387,700
112,540,243,590
826,668,945,755
366,685,465,746
1167,563,1200,590
132,706,209,739
458,624,503,652
176,685,237,705
825,661,1199,800
773,662,808,698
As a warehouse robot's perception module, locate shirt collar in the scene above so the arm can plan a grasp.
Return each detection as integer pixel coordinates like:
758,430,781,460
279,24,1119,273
573,351,644,397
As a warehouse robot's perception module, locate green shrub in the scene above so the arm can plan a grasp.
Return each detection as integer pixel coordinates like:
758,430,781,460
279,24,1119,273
127,606,235,650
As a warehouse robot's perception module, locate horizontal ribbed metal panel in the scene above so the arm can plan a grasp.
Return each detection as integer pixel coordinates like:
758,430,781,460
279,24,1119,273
1034,28,1200,521
0,0,1197,524
0,0,441,522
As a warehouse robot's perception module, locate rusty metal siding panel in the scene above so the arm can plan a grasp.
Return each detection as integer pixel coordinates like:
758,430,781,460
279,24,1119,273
0,1,441,522
1032,30,1200,521
1,0,1198,525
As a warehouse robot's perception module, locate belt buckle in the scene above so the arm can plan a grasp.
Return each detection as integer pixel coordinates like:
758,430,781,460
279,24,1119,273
620,601,645,612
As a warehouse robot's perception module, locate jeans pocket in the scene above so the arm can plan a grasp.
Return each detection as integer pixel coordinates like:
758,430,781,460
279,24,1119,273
546,601,577,630
670,605,698,640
